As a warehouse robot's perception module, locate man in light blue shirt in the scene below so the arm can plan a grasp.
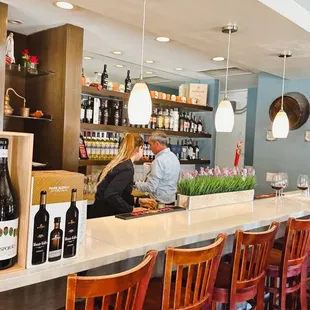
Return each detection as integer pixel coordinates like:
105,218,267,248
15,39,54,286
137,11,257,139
135,131,181,204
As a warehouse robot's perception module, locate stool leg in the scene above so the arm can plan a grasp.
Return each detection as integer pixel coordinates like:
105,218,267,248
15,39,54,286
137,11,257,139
257,278,265,310
300,261,308,310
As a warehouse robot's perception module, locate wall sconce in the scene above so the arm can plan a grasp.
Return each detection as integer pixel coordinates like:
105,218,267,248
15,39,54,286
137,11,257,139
4,88,29,117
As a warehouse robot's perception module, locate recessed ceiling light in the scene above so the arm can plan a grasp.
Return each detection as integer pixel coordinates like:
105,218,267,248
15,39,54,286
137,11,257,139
83,56,92,60
112,51,122,55
54,1,75,10
155,36,170,43
115,64,124,68
8,19,23,25
174,68,183,71
212,56,225,61
145,71,153,74
145,60,154,64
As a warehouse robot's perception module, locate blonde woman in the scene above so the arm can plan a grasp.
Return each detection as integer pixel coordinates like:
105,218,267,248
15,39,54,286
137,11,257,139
88,133,157,218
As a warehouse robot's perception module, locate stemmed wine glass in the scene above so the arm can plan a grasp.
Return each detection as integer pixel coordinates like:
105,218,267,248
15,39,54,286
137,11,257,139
297,174,309,197
271,173,284,202
280,172,288,197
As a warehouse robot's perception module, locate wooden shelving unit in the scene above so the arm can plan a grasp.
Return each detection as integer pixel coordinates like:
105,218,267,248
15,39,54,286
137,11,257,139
81,86,213,112
80,123,212,139
5,115,52,122
79,159,210,167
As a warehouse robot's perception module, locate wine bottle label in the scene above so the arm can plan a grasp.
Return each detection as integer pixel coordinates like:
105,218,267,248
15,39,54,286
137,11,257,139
80,109,85,120
0,218,18,260
49,249,61,259
0,149,8,158
86,109,92,119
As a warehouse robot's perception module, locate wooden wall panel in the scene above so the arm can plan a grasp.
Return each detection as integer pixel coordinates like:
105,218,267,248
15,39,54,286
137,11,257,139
26,24,83,171
0,3,8,131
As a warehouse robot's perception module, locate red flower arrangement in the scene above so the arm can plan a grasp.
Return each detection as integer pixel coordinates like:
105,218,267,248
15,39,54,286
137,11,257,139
22,49,29,56
29,55,39,64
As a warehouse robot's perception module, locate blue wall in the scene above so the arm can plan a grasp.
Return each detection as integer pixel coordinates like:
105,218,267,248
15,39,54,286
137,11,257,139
253,72,310,194
244,88,258,166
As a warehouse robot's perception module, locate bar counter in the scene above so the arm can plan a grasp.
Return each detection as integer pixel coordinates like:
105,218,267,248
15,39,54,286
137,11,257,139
1,192,310,294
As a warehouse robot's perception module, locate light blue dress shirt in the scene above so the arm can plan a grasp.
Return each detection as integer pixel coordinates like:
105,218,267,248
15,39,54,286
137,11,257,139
135,148,181,203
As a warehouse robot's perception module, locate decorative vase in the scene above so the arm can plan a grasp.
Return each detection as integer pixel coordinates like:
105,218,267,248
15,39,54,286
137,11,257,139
28,62,38,75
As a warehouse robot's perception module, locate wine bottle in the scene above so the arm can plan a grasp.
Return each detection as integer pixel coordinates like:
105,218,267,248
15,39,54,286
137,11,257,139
48,217,63,262
81,68,86,86
101,64,108,89
85,97,93,124
197,117,203,133
80,96,86,123
63,189,79,259
0,138,18,270
32,191,49,265
125,70,132,93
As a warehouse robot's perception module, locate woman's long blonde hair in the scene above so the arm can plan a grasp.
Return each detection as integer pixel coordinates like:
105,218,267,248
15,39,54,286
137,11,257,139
98,133,144,183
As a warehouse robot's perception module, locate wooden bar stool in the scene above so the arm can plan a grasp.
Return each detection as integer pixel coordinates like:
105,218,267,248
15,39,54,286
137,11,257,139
143,233,227,310
265,217,310,309
211,221,279,310
63,250,158,310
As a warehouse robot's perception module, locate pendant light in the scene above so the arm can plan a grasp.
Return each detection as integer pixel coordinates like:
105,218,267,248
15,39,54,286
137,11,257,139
128,0,152,125
272,52,291,139
215,25,238,132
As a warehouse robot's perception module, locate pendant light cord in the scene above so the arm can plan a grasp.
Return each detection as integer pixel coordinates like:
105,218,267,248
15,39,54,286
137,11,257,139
281,54,287,111
224,29,231,98
140,0,147,79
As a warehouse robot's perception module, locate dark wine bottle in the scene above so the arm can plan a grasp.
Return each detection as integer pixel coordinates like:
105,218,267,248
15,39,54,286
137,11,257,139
101,64,109,90
85,97,93,124
48,217,63,262
125,70,132,93
0,138,18,270
31,191,49,265
63,189,79,259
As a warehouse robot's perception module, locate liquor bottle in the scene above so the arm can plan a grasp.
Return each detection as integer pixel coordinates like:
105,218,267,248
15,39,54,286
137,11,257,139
79,134,88,159
101,64,108,89
173,109,179,132
63,189,79,259
113,102,120,126
80,96,86,123
194,140,200,160
176,140,181,159
197,117,203,133
125,70,132,93
151,108,157,130
96,132,101,159
32,191,49,265
168,138,172,150
179,113,185,132
85,132,92,158
48,217,63,262
163,109,170,130
169,109,174,131
190,113,195,133
181,140,187,160
85,97,93,124
89,72,101,88
115,134,120,156
157,109,164,129
0,138,18,270
93,97,101,125
187,139,194,160
185,113,190,133
101,100,109,125
100,132,106,160
193,116,198,133
122,103,129,126
81,68,86,86
90,132,96,160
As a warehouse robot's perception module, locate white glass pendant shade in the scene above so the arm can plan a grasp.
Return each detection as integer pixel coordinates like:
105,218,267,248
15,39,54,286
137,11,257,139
272,110,289,138
128,80,152,125
215,99,234,132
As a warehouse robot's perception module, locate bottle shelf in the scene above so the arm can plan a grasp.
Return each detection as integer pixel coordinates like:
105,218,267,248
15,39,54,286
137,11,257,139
5,64,55,78
81,86,213,112
79,159,210,166
80,124,211,139
5,115,53,122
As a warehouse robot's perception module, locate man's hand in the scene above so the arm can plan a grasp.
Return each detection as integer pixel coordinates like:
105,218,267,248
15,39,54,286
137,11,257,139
139,198,157,209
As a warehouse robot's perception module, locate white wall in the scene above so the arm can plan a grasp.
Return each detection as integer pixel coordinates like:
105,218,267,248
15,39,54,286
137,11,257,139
215,89,248,168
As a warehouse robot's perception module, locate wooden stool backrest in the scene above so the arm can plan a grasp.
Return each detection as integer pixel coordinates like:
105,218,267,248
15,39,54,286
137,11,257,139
65,250,158,310
230,222,279,299
162,233,227,310
282,217,310,271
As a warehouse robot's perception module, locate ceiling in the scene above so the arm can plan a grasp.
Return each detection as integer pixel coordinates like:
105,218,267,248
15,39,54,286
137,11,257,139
5,0,310,90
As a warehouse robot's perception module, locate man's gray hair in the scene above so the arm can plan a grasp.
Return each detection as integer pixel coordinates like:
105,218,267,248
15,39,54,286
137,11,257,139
150,131,168,145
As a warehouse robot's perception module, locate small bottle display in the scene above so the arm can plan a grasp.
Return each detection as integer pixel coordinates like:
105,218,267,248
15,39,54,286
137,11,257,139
48,217,63,262
85,97,93,124
0,138,18,270
32,191,49,265
63,189,79,259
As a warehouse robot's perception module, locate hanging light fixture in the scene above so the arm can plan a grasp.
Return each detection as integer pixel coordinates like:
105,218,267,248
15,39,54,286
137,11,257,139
215,24,238,132
128,0,152,125
272,52,291,138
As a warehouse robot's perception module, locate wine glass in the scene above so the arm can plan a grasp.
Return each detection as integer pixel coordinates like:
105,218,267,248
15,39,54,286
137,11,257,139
271,173,284,202
297,174,309,197
280,172,288,196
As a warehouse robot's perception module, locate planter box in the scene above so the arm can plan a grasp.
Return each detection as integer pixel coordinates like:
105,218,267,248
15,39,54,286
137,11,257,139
177,189,254,210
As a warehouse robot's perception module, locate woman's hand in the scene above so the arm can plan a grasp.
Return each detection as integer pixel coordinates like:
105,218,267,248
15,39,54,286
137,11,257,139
139,198,157,209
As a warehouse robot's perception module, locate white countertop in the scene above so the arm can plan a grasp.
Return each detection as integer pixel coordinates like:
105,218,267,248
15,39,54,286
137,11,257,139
1,192,310,293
